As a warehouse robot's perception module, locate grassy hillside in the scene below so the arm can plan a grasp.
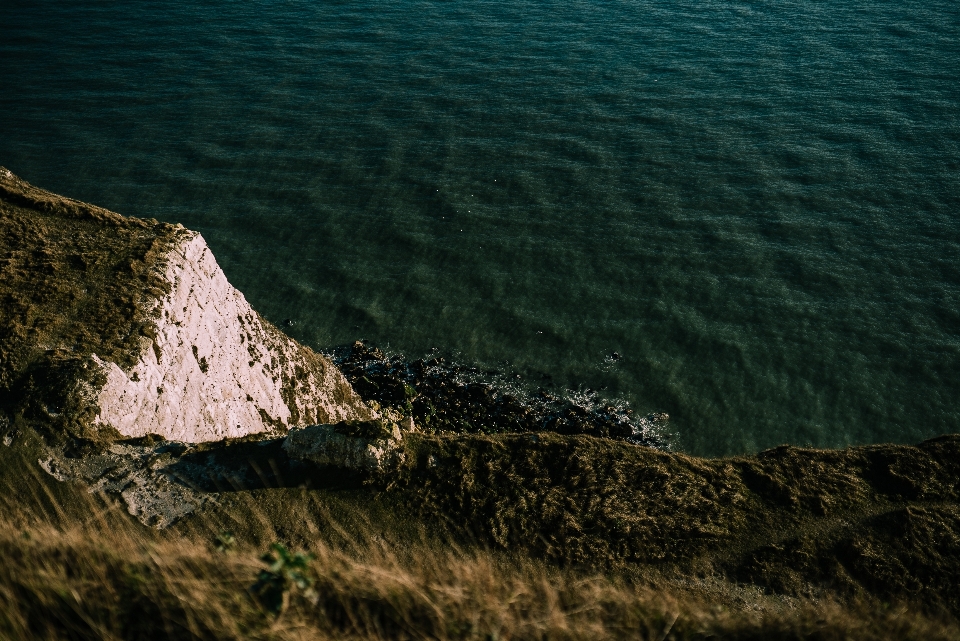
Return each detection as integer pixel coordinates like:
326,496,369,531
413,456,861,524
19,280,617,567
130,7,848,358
2,169,959,639
2,425,959,640
387,433,960,610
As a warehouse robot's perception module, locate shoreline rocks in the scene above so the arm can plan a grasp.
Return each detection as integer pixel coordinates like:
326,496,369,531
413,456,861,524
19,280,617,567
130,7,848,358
327,340,670,448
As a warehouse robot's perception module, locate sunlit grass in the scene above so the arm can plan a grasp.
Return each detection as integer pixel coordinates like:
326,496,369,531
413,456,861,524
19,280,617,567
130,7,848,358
1,446,958,641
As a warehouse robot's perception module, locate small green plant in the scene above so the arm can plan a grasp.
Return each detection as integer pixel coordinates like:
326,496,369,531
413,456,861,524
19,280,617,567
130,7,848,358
249,543,318,615
213,530,235,553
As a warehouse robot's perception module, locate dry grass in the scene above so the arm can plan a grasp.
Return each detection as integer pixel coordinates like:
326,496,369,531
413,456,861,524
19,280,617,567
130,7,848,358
384,432,960,615
1,455,958,641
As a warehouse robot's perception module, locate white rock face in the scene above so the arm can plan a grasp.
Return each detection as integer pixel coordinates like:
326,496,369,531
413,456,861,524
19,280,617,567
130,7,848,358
91,231,375,442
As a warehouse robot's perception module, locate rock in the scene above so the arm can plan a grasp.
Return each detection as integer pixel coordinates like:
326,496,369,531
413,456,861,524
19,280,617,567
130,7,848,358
283,421,405,473
326,340,670,448
38,441,206,528
89,231,375,442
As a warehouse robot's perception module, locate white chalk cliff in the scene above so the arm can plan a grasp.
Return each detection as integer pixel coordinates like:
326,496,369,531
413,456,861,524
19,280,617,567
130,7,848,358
90,231,375,442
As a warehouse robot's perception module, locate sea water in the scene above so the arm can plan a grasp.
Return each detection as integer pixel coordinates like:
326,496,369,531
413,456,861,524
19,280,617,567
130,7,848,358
2,0,958,455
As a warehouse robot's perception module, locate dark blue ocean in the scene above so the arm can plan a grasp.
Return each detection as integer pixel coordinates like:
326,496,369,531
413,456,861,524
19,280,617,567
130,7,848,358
2,0,959,455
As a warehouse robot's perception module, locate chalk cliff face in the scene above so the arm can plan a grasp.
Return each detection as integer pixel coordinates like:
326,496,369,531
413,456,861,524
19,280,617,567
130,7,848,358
0,168,375,443
91,232,374,442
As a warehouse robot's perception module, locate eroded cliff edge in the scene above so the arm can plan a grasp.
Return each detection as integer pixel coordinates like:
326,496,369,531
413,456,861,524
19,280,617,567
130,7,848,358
0,168,374,444
2,168,959,622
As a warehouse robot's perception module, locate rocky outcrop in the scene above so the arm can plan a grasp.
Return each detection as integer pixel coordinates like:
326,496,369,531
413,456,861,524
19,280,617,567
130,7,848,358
284,419,410,473
30,416,414,528
90,231,374,442
0,168,375,443
38,439,204,529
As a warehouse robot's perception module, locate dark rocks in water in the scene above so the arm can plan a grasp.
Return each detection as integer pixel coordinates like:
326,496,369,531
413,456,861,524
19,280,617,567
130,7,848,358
327,340,669,448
